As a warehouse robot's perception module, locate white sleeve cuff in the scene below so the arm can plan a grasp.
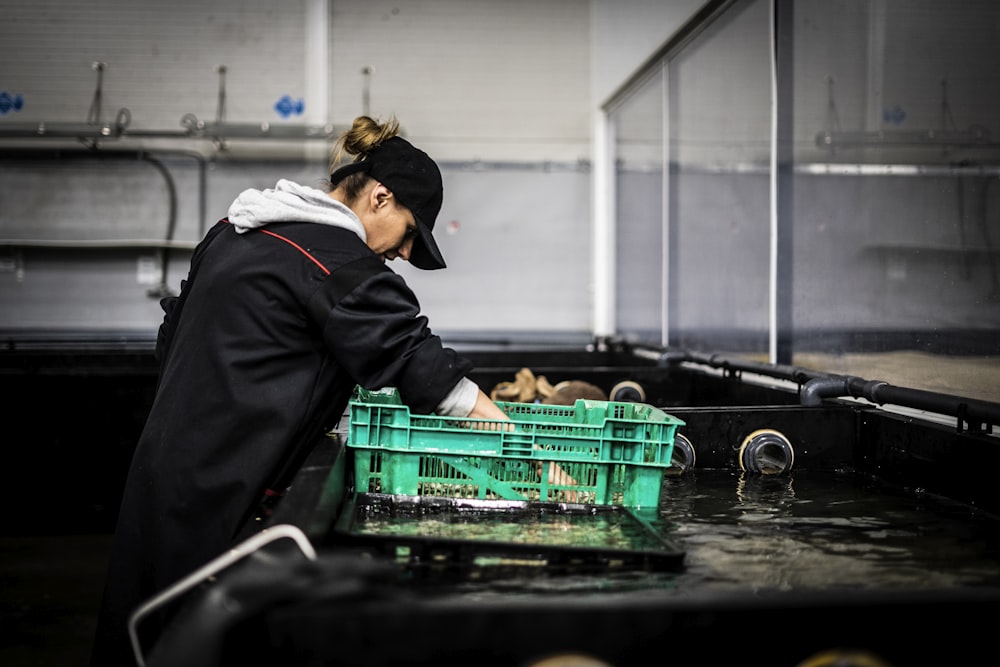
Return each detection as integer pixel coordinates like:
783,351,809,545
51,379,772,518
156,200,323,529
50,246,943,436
435,377,479,417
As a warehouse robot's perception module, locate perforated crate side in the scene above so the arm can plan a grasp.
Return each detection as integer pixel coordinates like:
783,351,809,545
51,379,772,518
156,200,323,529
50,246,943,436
349,391,683,467
350,449,665,508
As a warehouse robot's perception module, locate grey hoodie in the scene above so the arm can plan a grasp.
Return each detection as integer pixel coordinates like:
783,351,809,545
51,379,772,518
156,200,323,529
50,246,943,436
227,178,367,240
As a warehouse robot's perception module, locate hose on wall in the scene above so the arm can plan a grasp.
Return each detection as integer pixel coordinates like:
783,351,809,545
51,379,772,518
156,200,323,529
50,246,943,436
0,147,207,296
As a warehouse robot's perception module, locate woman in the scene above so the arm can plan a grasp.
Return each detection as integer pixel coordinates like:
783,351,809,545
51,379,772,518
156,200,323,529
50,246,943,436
91,115,509,666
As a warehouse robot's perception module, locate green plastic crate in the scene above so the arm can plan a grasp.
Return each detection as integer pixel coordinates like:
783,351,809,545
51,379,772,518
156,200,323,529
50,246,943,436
346,386,685,509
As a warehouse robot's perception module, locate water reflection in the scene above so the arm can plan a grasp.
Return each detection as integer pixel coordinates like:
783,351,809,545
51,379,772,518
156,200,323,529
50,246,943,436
381,469,1000,598
659,470,1000,593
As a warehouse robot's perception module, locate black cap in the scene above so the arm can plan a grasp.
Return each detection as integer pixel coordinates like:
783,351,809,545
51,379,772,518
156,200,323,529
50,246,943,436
330,136,446,270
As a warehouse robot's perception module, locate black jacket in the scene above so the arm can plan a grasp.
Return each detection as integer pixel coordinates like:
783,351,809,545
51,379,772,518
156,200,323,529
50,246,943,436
92,219,471,666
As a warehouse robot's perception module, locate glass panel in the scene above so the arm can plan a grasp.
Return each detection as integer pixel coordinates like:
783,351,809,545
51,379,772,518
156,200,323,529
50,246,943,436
612,0,772,352
788,0,1000,403
613,68,666,343
610,0,998,403
667,0,772,355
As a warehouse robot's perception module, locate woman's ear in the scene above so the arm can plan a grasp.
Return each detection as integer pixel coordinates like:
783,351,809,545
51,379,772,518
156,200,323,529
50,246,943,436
372,182,393,210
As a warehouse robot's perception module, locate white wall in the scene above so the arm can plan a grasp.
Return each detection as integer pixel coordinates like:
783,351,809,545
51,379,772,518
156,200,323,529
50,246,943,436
0,0,711,337
329,0,592,163
590,0,707,107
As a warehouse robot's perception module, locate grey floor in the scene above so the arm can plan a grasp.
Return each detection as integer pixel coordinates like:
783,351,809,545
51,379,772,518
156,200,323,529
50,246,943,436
1,534,111,667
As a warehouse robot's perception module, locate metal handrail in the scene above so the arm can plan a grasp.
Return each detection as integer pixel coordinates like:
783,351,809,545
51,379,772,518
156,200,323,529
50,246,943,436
127,524,317,667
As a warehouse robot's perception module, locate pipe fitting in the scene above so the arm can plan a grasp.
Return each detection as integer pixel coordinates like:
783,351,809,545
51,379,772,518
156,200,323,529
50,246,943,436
739,429,794,475
800,376,853,406
666,433,696,475
609,380,646,403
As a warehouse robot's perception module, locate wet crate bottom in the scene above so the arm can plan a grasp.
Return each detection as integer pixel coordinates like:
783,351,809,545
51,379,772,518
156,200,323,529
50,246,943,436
329,493,685,574
352,449,668,507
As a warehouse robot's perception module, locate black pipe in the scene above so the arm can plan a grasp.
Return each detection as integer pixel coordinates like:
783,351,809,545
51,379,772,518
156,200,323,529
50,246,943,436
679,349,823,385
801,374,1000,432
623,341,1000,433
135,152,177,297
629,343,823,385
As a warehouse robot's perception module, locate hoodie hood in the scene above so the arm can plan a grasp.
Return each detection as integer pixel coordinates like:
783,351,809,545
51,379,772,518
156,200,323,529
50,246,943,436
226,179,366,240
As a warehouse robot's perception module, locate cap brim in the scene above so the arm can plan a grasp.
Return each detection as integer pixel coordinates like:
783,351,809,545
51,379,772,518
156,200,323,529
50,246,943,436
409,218,446,270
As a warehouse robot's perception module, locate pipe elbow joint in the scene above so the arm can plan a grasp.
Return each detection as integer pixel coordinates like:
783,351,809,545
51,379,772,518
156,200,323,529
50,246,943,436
800,376,852,406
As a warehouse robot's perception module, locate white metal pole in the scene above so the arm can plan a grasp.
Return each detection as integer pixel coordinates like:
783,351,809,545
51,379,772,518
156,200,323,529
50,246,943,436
305,0,330,161
592,110,616,338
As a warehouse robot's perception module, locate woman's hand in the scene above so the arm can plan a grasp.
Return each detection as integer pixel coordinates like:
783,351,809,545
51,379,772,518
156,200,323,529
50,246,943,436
468,388,577,500
466,388,515,431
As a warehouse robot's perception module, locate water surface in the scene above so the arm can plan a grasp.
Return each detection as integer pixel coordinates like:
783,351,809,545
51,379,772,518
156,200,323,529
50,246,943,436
354,469,1000,598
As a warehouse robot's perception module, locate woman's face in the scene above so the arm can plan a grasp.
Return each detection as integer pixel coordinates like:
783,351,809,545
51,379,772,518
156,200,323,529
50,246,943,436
363,183,419,264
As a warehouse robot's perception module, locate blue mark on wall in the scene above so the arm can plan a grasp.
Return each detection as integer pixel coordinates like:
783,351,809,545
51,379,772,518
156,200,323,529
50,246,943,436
274,95,305,118
0,91,25,115
882,104,906,126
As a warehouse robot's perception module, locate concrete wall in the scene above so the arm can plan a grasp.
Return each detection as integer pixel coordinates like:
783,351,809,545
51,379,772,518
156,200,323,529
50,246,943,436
2,0,700,338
